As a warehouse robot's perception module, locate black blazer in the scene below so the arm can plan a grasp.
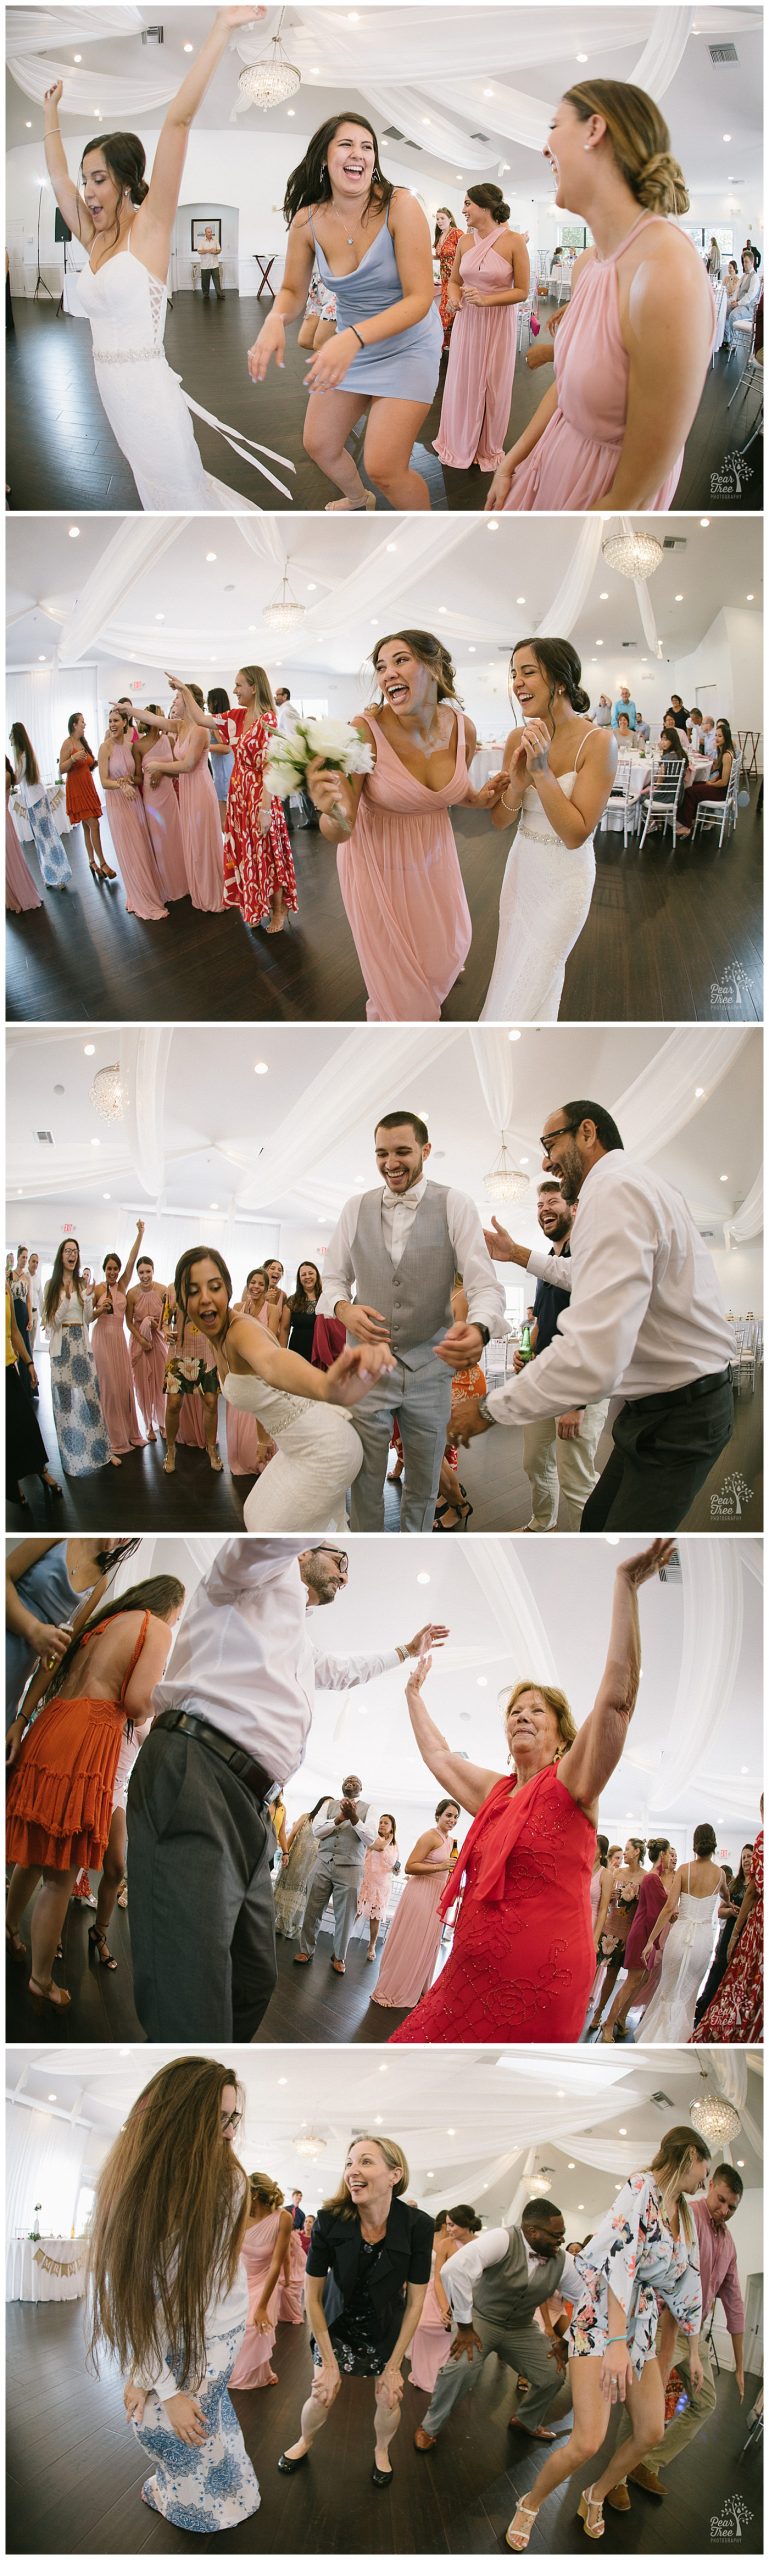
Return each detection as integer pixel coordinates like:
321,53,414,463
307,2198,433,2356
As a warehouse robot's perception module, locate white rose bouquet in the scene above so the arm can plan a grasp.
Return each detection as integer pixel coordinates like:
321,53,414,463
265,714,374,800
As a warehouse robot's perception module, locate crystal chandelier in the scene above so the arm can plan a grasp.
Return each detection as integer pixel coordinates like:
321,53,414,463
237,13,301,114
89,1064,129,1121
526,2165,553,2196
264,562,306,631
601,532,664,582
690,2092,741,2144
293,2129,327,2158
483,1141,529,1204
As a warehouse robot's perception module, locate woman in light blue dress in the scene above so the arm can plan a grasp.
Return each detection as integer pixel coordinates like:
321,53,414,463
88,2055,261,2534
505,2124,708,2549
10,725,72,889
248,111,442,511
42,1241,112,1479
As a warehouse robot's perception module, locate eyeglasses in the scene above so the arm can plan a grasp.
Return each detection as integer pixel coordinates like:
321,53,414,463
221,2107,243,2130
539,1124,577,1157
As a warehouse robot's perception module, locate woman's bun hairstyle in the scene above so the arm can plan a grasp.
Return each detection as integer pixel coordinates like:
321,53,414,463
511,637,590,717
82,131,149,205
467,181,510,221
647,1837,670,1864
694,1822,718,1859
565,80,689,217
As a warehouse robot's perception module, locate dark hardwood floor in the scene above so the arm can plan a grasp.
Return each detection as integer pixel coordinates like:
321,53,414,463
5,2300,763,2554
6,292,763,513
6,788,763,1027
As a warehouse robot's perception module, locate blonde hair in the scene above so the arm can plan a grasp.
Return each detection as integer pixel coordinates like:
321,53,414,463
238,664,275,715
648,2125,710,2246
324,2134,409,2221
565,79,689,216
249,2171,284,2214
504,1679,577,1756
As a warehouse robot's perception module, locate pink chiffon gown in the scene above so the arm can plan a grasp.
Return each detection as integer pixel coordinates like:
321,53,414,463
174,729,225,911
226,1303,277,1477
92,1289,146,1456
503,214,715,511
275,2227,306,2324
434,230,518,469
409,2263,453,2391
142,737,189,900
104,744,169,918
338,713,472,1021
370,1845,449,2009
228,2213,284,2389
6,803,42,910
129,1284,167,1436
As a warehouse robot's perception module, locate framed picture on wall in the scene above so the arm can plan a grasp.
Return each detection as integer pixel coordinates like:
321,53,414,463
191,218,222,252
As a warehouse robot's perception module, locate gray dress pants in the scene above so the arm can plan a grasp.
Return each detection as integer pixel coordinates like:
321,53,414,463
127,1726,277,2041
350,1356,453,1532
422,2312,566,2437
299,1866,360,1961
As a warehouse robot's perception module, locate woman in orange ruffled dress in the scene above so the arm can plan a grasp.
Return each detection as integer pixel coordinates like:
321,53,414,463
59,711,114,879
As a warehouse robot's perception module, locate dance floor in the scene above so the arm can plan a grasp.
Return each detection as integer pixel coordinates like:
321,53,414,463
6,788,763,1028
6,2299,762,2555
7,1352,763,1537
6,292,763,515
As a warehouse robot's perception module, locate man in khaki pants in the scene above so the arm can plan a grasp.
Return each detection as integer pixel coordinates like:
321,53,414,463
608,2163,746,2511
518,1181,608,1532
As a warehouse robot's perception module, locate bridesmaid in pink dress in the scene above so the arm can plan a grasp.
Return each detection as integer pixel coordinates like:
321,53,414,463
370,1800,459,2011
137,711,188,901
145,689,224,911
307,632,506,1021
229,2177,294,2391
434,186,529,471
486,81,715,514
6,770,42,910
91,1223,147,1459
276,2224,306,2325
226,1270,278,1479
125,1259,170,1440
97,710,169,919
410,2210,482,2392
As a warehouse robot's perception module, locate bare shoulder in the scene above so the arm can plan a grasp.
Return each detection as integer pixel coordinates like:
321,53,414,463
571,246,597,285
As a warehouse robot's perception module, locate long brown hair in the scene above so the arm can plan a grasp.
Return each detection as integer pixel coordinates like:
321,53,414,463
10,723,40,786
40,1577,185,1705
283,112,392,227
323,2134,409,2222
238,666,275,715
87,2059,249,2390
648,2125,710,2246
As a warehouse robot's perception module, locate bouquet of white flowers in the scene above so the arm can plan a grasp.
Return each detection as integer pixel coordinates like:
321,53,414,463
264,714,374,801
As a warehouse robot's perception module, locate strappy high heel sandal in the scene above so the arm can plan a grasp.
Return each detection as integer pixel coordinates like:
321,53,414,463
578,2486,606,2540
5,1924,26,1964
505,2498,539,2550
88,1923,117,1971
29,1973,71,2009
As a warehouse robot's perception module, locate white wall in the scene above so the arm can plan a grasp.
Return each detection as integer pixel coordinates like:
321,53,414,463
672,608,763,743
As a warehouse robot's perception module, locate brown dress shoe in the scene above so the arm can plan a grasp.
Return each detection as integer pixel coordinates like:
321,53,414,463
414,2427,437,2452
630,2463,666,2496
606,2484,632,2512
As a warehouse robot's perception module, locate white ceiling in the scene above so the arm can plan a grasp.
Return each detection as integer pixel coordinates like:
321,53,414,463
6,5,764,200
6,1022,762,1236
6,513,763,689
7,2045,763,2225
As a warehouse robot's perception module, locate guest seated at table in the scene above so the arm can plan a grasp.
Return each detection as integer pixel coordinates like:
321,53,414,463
701,714,716,751
723,248,761,345
686,706,705,750
657,713,688,763
677,719,735,837
725,260,741,305
614,713,634,752
636,719,651,743
611,689,636,730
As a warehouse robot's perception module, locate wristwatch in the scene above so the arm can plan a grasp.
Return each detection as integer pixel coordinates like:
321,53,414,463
474,1323,490,1346
475,1396,497,1426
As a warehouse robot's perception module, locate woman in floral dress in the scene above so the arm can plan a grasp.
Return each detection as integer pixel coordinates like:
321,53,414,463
357,1815,399,1960
434,208,461,348
42,1241,113,1478
505,2124,708,2550
171,668,297,933
692,1818,763,2044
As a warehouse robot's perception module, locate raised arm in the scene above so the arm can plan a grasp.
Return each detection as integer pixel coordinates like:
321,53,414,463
43,83,95,246
558,1542,675,1811
132,9,268,270
404,1648,501,1814
119,1219,146,1294
222,1312,394,1409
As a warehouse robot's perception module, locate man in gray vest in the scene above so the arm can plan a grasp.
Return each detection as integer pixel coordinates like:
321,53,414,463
295,1774,373,1972
317,1109,507,1531
414,2199,583,2451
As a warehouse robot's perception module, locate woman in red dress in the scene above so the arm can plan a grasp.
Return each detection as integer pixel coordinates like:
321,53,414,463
692,1818,763,2044
59,712,114,878
172,667,298,933
5,1573,184,2009
390,1541,673,2046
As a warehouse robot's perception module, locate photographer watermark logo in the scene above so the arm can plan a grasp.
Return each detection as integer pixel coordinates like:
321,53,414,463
711,2491,754,2542
711,1471,754,1521
710,451,754,499
710,963,751,1008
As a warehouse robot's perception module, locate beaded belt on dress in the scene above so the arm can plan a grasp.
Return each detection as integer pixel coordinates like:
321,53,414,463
93,346,164,364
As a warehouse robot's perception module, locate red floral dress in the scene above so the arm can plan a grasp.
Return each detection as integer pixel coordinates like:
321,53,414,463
221,707,298,930
437,228,462,345
692,1830,763,2044
391,1764,596,2044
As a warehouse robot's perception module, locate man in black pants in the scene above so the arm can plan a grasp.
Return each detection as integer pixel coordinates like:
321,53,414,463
127,1538,446,2040
448,1101,735,1532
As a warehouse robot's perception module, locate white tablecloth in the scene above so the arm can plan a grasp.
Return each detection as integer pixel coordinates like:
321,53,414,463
470,744,507,789
6,2234,87,2302
604,748,712,827
549,260,574,299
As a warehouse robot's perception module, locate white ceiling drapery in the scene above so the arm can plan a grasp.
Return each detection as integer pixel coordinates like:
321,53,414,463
56,517,187,668
646,1545,744,1815
724,1167,763,1248
233,1023,465,1212
612,1028,751,1161
120,1027,173,1199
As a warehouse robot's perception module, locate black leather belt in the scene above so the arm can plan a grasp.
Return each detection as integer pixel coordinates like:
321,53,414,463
153,1709,278,1804
628,1367,733,1412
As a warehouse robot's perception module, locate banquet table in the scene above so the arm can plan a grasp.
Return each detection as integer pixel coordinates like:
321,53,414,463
549,260,574,302
6,2234,87,2302
603,748,711,828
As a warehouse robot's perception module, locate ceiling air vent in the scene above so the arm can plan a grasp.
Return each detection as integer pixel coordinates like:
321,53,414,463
708,42,738,63
383,126,405,141
141,24,165,44
34,1129,54,1145
662,536,688,550
470,131,492,144
651,2089,675,2111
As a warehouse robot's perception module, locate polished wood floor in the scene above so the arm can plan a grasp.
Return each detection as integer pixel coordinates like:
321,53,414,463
6,292,763,513
6,2300,763,2554
6,789,762,1026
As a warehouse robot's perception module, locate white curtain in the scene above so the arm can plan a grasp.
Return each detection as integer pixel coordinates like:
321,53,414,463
533,516,604,642
120,1028,173,1199
468,1026,519,1141
7,664,97,790
6,2102,89,2241
612,1028,751,1160
724,1167,763,1247
461,1541,559,1685
647,1545,743,1815
57,517,187,667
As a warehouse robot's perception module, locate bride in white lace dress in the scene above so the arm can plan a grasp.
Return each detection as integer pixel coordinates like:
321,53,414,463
637,1830,728,2044
174,1247,395,1532
42,10,293,510
480,639,617,1022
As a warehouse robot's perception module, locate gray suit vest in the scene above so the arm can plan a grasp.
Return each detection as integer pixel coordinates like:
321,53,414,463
349,1183,456,1371
474,2228,566,2327
317,1800,371,1876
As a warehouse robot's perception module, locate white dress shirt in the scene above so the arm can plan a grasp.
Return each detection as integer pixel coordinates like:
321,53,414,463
150,1538,399,1782
487,1151,733,1427
276,701,302,736
318,1174,507,1337
442,2228,588,2328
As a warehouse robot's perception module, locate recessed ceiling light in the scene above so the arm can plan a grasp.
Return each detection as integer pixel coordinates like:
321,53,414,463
287,107,295,116
487,520,499,533
695,1085,704,1097
720,1173,729,1182
577,54,588,64
746,593,754,601
417,1571,431,1586
427,2169,434,2178
307,582,317,592
254,1060,268,1075
619,2127,627,2135
90,1138,100,1148
73,54,82,63
477,1676,488,1687
516,595,526,604
210,1201,219,1211
102,1193,111,1201
723,133,732,142
599,590,608,599
468,645,476,654
700,517,710,527
184,41,194,52
206,552,217,563
48,2091,57,2101
38,654,46,662
736,2159,745,2167
740,1765,749,1774
84,1042,95,1055
507,1029,521,1042
26,120,31,127
674,593,684,603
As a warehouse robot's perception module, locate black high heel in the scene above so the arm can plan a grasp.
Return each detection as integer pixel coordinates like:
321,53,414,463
88,1924,117,1971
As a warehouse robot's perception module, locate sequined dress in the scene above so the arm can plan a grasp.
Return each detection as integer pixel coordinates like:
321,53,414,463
391,1765,595,2043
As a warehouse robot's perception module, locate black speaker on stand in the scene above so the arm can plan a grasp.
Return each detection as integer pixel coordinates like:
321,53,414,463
32,187,55,300
54,207,72,318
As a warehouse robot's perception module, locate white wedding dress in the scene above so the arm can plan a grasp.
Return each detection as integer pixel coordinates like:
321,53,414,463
481,744,596,1022
222,1373,362,1531
74,235,294,510
636,1879,722,2044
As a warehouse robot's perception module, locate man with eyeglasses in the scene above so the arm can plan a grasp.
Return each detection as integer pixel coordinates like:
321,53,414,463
127,1538,447,2041
608,2166,746,2512
414,2197,584,2454
446,1101,734,1531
